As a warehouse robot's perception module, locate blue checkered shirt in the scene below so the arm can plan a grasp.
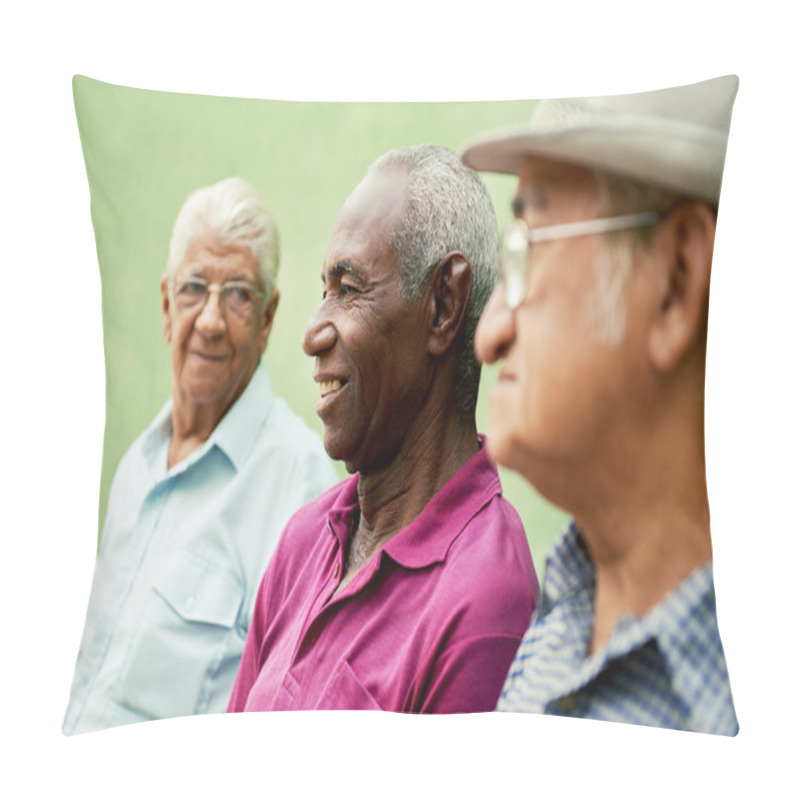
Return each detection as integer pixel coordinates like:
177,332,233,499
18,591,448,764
498,523,738,735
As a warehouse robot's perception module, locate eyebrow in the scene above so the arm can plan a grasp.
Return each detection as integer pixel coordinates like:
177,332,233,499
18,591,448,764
180,270,257,284
180,264,257,284
320,261,367,285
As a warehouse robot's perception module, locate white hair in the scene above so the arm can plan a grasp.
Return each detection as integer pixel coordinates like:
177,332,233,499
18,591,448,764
586,169,691,345
166,177,280,295
367,145,499,415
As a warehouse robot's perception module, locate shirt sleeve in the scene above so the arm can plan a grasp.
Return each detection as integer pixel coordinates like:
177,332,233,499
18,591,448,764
416,632,524,714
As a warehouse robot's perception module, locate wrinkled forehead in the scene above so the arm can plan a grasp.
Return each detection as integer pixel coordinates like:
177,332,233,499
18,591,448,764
177,233,260,281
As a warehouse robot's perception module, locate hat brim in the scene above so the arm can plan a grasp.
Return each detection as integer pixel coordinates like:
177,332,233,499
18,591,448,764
461,119,729,204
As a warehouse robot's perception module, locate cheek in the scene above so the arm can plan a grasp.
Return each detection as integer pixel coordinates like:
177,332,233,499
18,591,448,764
487,312,589,464
170,317,192,358
232,322,262,359
581,246,629,346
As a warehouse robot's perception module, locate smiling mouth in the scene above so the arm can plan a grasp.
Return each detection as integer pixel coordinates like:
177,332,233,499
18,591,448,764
319,379,346,398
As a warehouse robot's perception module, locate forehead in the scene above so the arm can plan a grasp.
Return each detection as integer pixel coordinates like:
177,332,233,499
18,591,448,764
179,234,259,280
324,168,408,275
514,156,600,218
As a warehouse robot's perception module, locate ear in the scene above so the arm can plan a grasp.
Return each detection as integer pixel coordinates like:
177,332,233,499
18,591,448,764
427,252,473,358
256,288,280,355
648,202,716,372
160,275,172,343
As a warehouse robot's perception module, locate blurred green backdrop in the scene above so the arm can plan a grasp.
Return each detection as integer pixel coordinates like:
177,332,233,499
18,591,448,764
74,75,569,574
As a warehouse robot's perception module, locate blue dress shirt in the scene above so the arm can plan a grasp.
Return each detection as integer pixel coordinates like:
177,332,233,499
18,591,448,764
498,523,738,735
63,365,337,734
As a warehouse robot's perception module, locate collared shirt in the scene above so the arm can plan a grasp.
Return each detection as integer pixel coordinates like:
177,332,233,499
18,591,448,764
227,441,540,714
498,523,739,735
63,366,337,734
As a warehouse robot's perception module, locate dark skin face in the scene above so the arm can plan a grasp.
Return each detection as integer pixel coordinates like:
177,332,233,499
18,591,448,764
302,168,434,476
305,166,479,592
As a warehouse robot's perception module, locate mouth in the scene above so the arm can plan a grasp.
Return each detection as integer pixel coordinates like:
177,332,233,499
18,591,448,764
315,376,348,418
319,379,346,398
191,351,227,362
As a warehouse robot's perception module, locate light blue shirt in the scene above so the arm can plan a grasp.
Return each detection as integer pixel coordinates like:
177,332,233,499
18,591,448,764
498,523,738,735
63,365,337,734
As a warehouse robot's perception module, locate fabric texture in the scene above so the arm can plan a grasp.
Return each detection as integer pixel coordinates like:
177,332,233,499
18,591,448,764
498,523,738,735
227,440,540,714
63,365,337,734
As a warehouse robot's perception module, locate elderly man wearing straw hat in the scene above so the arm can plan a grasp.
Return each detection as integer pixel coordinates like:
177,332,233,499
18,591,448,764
461,76,739,734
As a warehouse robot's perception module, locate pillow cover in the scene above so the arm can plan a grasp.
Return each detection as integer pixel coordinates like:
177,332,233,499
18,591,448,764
65,75,737,735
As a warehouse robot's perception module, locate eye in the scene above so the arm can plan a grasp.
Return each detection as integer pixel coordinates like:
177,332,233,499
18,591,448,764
321,283,357,300
175,279,207,307
180,279,206,296
222,283,259,317
228,284,253,304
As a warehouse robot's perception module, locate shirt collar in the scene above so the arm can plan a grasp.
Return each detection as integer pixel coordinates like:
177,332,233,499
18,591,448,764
323,437,502,570
209,364,274,471
539,522,594,614
542,524,719,703
140,363,274,478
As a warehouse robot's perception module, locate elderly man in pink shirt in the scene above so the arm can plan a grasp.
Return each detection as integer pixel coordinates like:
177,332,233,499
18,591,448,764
228,145,539,713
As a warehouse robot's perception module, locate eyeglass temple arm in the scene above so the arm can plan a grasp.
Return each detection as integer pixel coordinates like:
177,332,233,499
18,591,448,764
527,211,664,244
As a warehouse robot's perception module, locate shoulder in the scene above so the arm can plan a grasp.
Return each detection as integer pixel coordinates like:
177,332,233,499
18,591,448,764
108,402,170,492
252,397,334,476
271,477,353,556
258,477,354,591
457,493,535,578
437,494,539,632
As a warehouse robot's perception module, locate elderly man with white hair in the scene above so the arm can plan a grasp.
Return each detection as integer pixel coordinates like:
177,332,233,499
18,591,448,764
63,178,336,734
461,76,739,734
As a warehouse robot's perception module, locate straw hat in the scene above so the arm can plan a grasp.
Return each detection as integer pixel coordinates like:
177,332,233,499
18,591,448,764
460,75,738,204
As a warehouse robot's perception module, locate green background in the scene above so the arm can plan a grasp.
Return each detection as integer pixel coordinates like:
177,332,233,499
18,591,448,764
74,75,569,573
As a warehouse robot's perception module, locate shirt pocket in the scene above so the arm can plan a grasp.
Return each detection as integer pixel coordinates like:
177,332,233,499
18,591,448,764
116,551,244,719
315,659,385,711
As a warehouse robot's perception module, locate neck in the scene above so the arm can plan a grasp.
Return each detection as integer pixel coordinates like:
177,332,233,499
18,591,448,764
583,488,711,654
168,393,231,469
355,407,479,553
567,398,711,654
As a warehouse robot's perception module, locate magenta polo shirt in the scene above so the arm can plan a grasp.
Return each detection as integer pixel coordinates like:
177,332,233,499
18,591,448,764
227,440,539,714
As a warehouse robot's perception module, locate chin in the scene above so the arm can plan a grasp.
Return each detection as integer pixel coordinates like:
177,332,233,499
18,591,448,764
485,425,514,467
488,422,538,476
322,430,354,473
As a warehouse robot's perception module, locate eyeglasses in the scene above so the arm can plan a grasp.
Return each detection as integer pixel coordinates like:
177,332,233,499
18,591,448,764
170,277,265,319
499,210,664,309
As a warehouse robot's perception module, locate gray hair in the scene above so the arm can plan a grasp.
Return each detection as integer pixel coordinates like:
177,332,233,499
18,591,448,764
586,169,698,345
367,145,499,415
166,177,280,296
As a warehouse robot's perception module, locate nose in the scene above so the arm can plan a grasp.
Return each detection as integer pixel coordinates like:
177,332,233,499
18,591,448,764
474,284,516,365
194,288,227,337
302,303,337,357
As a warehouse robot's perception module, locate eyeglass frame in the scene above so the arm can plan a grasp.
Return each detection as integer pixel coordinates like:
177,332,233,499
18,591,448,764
499,210,665,310
169,276,267,320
